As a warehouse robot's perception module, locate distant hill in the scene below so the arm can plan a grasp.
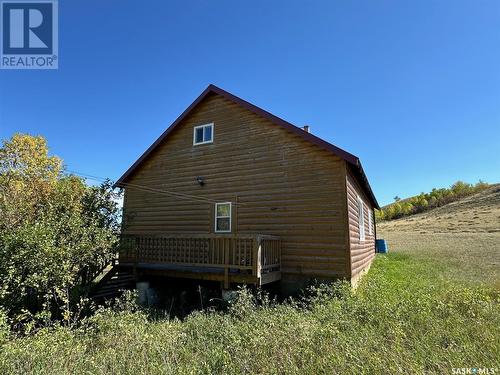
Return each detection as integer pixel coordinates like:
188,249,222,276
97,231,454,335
378,183,500,234
377,183,500,289
376,181,491,221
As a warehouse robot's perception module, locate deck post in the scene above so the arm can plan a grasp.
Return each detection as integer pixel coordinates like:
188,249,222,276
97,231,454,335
223,238,229,289
133,237,138,279
254,235,262,284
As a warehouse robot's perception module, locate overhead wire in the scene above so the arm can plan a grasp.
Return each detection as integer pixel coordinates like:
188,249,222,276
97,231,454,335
65,169,274,209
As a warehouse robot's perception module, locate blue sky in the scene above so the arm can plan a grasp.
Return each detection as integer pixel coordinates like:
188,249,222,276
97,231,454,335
1,0,499,206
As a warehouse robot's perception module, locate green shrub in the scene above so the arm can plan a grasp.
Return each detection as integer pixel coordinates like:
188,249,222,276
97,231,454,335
0,134,121,328
0,309,8,345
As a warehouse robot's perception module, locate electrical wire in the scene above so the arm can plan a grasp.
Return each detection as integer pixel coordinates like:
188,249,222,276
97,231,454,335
65,169,270,209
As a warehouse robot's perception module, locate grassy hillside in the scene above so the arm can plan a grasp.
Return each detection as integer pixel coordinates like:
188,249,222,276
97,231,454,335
376,180,490,221
380,183,500,233
1,185,499,374
378,183,500,288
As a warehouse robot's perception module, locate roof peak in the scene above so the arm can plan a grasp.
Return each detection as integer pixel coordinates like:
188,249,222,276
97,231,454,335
114,84,378,208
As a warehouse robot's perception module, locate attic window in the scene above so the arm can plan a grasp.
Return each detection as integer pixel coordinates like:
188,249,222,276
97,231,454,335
193,123,214,145
215,202,231,233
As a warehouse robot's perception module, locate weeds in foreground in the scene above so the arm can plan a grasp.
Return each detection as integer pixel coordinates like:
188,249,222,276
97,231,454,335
0,254,498,374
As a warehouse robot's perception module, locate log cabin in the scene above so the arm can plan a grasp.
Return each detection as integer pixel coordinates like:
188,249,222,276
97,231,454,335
114,84,379,294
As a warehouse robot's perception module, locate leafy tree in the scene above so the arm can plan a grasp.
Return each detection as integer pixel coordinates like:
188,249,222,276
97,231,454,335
391,202,403,219
475,180,488,191
428,196,438,208
0,134,121,328
450,181,472,197
401,202,414,216
374,209,385,222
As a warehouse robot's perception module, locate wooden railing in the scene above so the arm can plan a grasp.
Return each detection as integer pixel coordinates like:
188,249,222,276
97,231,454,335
260,238,281,272
119,234,281,287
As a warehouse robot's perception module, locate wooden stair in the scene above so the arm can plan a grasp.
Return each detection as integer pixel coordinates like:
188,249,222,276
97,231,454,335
91,268,136,302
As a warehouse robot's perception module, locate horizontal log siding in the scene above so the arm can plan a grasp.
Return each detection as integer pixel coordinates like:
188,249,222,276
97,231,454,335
122,93,347,278
346,166,376,278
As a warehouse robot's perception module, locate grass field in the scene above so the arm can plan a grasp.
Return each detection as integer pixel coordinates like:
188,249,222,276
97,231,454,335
378,184,500,289
1,186,499,374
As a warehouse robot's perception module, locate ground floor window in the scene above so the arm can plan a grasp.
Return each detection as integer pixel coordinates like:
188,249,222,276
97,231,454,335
357,196,365,240
215,202,231,232
368,207,373,235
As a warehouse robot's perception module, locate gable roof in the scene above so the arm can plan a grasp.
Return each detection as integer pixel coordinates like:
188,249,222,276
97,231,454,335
114,84,379,209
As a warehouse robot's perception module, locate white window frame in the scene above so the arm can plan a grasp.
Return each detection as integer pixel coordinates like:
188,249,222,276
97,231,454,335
368,207,373,236
215,202,231,233
193,123,214,145
357,196,365,241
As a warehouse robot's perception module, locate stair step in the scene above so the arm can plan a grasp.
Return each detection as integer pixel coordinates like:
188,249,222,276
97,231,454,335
106,276,133,281
106,279,135,286
95,283,133,291
106,279,135,284
107,279,134,285
101,283,130,288
94,289,130,298
111,274,135,279
91,266,136,301
94,288,128,296
98,284,132,292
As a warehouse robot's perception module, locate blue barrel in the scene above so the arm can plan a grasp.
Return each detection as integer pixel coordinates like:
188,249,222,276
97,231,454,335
376,239,388,253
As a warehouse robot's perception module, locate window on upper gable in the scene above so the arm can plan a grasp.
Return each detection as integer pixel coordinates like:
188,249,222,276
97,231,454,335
193,123,214,145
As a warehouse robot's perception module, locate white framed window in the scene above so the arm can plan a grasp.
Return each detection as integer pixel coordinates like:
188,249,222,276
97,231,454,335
193,123,214,145
357,196,365,241
215,202,231,233
368,207,373,235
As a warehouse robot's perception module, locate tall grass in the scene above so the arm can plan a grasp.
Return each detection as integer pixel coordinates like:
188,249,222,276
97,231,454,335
1,253,498,374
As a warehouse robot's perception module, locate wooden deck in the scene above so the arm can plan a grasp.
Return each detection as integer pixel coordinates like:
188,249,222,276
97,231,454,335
119,234,281,287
